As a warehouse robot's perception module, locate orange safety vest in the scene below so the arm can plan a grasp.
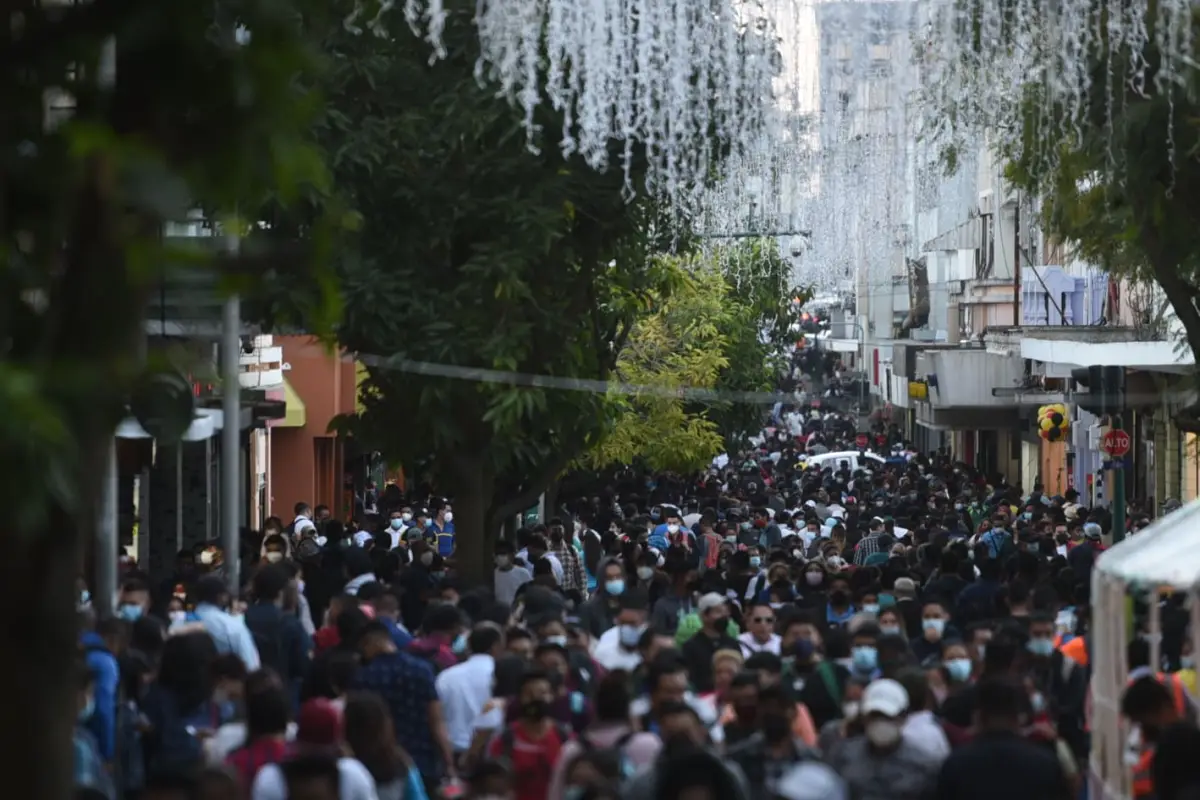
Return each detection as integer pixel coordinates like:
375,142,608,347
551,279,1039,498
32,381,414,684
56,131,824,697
1132,747,1155,798
1059,636,1089,668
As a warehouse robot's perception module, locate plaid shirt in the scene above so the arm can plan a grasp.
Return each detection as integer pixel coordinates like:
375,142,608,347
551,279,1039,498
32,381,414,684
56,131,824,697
853,533,886,565
725,733,819,800
550,541,588,594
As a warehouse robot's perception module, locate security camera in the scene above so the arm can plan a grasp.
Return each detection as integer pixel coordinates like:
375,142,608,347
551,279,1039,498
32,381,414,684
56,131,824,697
240,336,255,355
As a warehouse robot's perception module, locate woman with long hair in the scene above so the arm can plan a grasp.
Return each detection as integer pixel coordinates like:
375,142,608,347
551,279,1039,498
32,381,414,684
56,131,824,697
342,691,427,800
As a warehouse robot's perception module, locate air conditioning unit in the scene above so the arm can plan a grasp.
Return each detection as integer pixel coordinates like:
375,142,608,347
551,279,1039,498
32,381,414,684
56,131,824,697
977,190,993,215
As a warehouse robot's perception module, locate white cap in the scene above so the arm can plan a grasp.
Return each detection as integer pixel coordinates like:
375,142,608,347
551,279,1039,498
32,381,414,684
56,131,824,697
697,592,727,614
295,518,317,535
775,762,848,800
353,531,373,547
861,678,909,717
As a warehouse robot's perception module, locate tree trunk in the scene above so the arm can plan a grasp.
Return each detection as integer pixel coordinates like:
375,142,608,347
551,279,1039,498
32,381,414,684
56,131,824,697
445,452,495,588
544,479,561,524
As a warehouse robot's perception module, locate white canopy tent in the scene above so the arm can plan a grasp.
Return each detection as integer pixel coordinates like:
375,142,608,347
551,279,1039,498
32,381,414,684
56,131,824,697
1089,499,1200,800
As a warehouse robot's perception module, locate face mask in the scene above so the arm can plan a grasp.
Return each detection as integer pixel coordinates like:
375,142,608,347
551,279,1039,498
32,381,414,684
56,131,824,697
169,610,188,625
443,512,454,523
880,623,901,636
805,572,823,586
865,719,902,748
424,519,433,527
544,635,568,648
452,633,469,655
862,603,880,615
1030,692,1046,713
420,551,434,566
619,624,644,648
79,696,95,723
636,566,654,581
401,512,413,522
851,645,878,672
942,656,972,682
264,551,284,563
842,701,859,719
667,523,680,534
78,590,91,608
830,590,849,606
390,518,404,530
521,699,549,720
495,555,512,569
762,712,792,743
1027,637,1055,657
605,579,626,596
954,503,964,510
750,556,762,569
118,604,143,622
923,618,946,637
725,535,738,544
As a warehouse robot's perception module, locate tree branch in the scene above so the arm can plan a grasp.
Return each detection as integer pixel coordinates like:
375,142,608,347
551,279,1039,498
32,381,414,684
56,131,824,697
487,449,577,530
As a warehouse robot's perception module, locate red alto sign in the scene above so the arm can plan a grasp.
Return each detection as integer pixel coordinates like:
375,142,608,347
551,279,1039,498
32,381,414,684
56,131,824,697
1101,429,1131,458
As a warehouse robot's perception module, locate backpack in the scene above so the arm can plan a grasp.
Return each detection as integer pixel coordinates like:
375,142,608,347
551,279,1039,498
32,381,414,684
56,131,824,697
814,660,842,707
245,612,286,679
702,533,723,571
578,730,637,779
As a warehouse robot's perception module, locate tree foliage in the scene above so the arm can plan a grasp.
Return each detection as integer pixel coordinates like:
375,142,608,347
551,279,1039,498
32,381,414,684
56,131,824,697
285,0,718,582
999,8,1200,360
3,0,333,794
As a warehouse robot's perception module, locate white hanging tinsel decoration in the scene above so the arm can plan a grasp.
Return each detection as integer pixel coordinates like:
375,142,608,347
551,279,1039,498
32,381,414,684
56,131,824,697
392,0,1198,290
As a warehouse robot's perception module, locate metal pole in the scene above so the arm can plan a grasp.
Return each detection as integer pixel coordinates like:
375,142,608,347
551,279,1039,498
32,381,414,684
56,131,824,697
1111,414,1127,545
96,440,119,618
221,288,242,594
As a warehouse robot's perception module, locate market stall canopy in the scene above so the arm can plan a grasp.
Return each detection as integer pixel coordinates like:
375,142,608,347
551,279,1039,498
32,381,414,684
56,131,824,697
1095,498,1200,589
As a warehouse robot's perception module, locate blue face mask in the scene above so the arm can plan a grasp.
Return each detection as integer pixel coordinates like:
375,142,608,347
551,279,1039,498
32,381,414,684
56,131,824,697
880,624,901,636
851,645,878,672
863,603,880,615
452,633,468,655
946,657,973,683
389,518,404,530
118,604,143,622
749,556,762,569
605,579,626,596
1027,637,1055,657
923,618,946,637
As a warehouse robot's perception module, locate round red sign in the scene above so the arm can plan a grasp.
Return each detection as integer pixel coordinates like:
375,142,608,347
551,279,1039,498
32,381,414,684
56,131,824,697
1101,429,1131,458
855,433,869,449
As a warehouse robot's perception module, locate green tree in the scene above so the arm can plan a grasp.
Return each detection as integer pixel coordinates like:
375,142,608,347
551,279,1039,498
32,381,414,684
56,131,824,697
300,0,704,583
968,7,1200,360
582,256,731,473
2,0,333,792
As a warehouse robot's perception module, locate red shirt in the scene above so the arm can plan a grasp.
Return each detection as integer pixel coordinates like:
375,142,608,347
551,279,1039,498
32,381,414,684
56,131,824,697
487,722,569,800
226,737,288,794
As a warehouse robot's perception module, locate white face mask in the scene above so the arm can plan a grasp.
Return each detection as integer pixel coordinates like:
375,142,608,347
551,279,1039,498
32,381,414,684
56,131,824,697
168,610,187,625
666,523,680,534
636,566,654,581
401,512,413,522
443,511,453,523
264,551,284,563
420,551,434,566
865,719,902,748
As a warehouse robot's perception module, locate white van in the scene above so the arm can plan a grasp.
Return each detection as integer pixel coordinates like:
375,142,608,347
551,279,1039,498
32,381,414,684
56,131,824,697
801,450,887,472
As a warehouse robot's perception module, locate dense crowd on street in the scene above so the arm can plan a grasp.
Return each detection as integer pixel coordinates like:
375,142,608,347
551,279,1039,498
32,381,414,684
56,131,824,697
74,350,1200,800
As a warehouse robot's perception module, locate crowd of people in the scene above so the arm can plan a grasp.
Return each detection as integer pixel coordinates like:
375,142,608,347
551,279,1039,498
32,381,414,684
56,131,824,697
74,360,1200,800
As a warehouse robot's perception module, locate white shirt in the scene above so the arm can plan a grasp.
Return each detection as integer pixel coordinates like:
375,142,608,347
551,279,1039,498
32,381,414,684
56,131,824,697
592,627,644,671
902,710,951,763
435,654,495,750
252,758,377,800
204,723,297,764
517,548,564,584
193,603,261,671
738,631,781,656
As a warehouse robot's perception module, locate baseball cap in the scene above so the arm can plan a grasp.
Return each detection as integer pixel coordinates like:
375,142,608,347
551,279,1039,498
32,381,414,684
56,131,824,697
698,592,727,614
295,517,317,535
1083,522,1103,540
861,678,909,717
892,577,917,598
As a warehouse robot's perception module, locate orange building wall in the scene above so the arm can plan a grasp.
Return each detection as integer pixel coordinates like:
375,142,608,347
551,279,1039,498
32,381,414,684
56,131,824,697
270,336,358,520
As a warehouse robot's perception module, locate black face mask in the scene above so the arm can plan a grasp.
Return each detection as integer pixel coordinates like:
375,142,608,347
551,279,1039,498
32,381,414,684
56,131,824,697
521,699,550,720
830,590,849,606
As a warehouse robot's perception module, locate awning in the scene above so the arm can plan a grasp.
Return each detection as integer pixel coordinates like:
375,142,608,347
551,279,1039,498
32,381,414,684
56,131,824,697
116,408,223,441
276,378,306,428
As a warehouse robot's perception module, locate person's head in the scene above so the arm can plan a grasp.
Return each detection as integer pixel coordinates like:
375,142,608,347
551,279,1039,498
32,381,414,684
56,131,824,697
506,626,534,661
245,671,290,740
850,622,880,673
517,667,555,722
745,602,776,643
728,671,760,725
1026,612,1056,660
941,640,973,684
920,599,949,642
1122,676,1182,742
860,677,909,752
974,676,1028,733
469,622,505,659
534,639,571,690
211,653,249,705
697,593,729,633
757,683,797,744
252,563,290,606
711,649,744,697
878,607,905,638
118,578,151,621
780,611,822,657
421,602,464,640
648,650,689,713
294,502,312,520
657,700,707,747
592,670,634,724
357,621,397,661
876,634,912,677
314,505,331,523
527,533,549,561
827,573,851,607
745,651,784,687
616,590,649,641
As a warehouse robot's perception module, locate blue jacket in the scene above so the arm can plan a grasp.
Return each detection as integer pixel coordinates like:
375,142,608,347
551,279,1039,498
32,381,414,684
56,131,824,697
81,631,118,761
